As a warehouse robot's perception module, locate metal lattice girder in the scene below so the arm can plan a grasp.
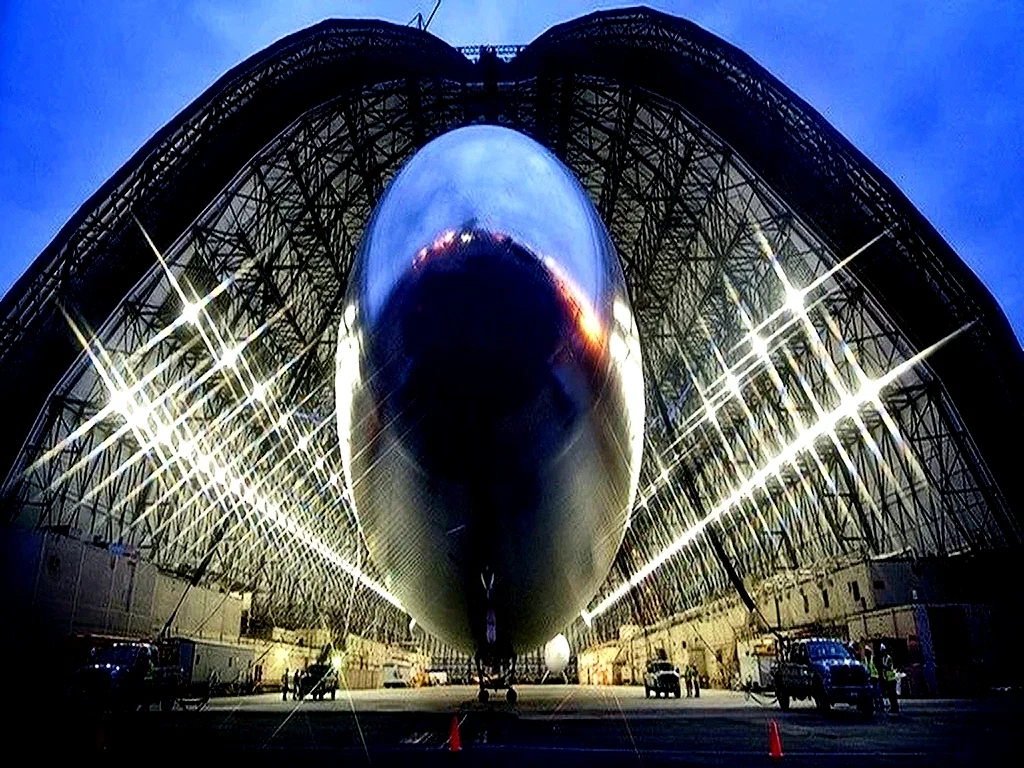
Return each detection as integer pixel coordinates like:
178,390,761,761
2,9,1022,646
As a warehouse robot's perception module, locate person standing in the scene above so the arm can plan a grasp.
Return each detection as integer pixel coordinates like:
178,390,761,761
864,647,881,711
293,670,302,701
684,665,693,697
880,645,899,713
282,669,289,701
691,664,700,698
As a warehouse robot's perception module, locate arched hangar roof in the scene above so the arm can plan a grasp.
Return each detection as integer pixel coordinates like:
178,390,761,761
2,7,1020,631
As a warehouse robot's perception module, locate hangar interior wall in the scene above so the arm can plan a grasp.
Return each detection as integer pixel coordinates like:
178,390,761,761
0,527,435,691
578,554,1019,696
0,527,244,642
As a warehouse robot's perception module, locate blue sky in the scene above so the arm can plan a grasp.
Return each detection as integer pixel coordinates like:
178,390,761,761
1,1,1022,342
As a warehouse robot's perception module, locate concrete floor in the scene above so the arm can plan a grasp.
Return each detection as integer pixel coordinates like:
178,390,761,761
54,685,1020,765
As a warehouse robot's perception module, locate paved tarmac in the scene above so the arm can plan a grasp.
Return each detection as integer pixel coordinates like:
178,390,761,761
55,685,1020,765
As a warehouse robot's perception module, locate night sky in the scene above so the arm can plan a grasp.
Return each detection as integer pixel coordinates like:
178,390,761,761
1,1,1021,342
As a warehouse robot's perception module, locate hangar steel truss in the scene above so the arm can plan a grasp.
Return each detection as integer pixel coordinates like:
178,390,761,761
2,9,1021,647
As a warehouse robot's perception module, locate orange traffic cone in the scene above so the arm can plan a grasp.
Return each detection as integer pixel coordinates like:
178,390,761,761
449,714,462,753
768,719,783,760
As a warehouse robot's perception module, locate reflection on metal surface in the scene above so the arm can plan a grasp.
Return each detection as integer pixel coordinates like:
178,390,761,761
338,126,644,654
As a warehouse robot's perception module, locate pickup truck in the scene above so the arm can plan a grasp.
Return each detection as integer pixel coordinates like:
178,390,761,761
70,642,179,712
297,663,338,700
772,638,873,713
644,660,682,698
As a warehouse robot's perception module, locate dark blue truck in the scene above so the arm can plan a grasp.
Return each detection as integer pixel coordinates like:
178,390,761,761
772,638,874,713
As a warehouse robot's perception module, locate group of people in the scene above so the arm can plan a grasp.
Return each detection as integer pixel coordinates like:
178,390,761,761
861,644,900,714
683,664,701,698
282,669,304,701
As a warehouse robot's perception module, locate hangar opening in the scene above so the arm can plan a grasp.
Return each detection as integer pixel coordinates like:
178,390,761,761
1,8,1021,709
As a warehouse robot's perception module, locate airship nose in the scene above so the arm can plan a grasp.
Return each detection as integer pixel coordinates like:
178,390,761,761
339,125,641,654
364,228,602,480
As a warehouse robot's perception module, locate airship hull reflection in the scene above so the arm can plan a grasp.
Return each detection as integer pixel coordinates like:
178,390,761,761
337,126,644,660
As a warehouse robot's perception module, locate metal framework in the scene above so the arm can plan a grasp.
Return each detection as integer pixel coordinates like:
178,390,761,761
2,8,1022,648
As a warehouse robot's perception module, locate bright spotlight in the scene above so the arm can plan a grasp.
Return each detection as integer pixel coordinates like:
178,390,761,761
726,372,741,397
219,346,239,370
181,301,200,325
704,401,717,422
155,424,173,446
751,333,769,358
123,405,150,433
785,287,805,315
109,389,131,415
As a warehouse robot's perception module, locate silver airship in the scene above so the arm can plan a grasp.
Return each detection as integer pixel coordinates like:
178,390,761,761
336,125,644,700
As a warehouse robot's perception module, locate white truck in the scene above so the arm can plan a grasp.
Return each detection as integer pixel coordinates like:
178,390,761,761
644,660,682,698
382,661,414,688
427,669,449,686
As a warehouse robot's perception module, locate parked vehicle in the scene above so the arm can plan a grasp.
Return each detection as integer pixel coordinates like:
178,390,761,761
171,637,254,696
382,661,414,688
297,663,338,700
772,638,874,713
644,660,682,698
71,636,257,711
70,642,179,712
